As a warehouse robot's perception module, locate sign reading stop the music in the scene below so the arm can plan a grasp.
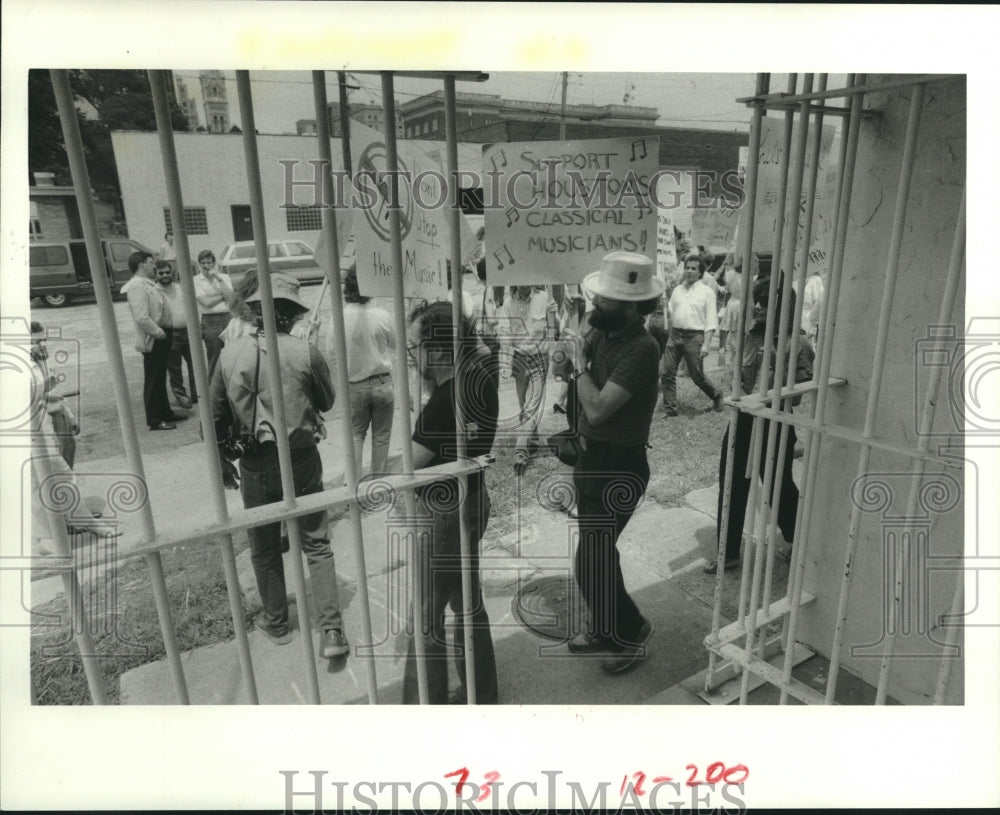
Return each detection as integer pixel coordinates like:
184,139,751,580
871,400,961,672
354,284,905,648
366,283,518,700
483,136,659,285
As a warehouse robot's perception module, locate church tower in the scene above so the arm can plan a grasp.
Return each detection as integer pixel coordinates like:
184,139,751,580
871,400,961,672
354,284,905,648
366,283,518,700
200,70,230,133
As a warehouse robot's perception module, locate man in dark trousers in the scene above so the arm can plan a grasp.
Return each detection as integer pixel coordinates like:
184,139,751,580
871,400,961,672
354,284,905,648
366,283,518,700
121,251,179,431
210,273,348,658
568,251,663,674
402,300,500,704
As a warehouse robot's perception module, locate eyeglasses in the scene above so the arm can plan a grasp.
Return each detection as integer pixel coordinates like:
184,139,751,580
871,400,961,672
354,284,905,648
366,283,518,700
406,341,419,362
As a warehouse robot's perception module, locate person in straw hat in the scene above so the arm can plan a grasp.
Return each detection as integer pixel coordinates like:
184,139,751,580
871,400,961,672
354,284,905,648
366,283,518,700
566,251,662,675
210,273,348,659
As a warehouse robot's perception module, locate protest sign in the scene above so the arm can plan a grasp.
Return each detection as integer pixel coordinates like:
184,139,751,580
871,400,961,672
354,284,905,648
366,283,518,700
351,120,476,298
750,118,837,278
656,209,678,279
483,136,659,285
691,205,740,251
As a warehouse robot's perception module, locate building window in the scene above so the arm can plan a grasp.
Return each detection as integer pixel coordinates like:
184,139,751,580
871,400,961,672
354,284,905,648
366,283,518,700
163,206,209,236
285,205,323,232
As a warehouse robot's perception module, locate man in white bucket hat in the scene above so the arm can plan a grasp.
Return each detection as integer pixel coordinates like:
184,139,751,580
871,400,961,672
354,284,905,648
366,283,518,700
567,251,663,674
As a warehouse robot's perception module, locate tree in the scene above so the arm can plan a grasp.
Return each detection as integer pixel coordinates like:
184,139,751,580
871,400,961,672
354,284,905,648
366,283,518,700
28,69,190,201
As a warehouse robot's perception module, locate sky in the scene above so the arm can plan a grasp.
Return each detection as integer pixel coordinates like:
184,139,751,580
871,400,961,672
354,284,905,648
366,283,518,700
170,70,820,136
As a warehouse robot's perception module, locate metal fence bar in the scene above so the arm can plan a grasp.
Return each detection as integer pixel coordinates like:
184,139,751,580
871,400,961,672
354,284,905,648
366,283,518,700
875,190,965,705
147,69,257,704
32,453,109,704
236,71,322,703
824,83,926,704
143,551,189,703
311,70,379,705
934,572,964,704
705,72,768,692
444,75,477,704
50,71,156,543
380,71,428,704
736,74,954,108
734,76,798,702
738,75,808,700
757,74,814,661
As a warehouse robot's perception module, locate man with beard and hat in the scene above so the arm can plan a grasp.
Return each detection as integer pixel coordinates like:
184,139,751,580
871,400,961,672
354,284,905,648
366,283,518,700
210,272,348,658
565,251,663,675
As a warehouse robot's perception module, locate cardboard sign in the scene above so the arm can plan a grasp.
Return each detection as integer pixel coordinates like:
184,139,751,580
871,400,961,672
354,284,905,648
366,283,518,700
691,205,740,251
656,210,678,279
351,120,475,299
483,136,659,285
750,118,837,278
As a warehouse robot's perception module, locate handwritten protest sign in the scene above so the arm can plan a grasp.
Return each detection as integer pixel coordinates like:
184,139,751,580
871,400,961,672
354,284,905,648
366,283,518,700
483,136,659,285
351,120,476,298
750,118,837,278
656,210,678,279
691,205,740,251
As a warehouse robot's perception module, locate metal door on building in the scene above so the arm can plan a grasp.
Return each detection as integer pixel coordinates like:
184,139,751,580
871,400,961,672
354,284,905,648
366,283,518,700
231,204,253,241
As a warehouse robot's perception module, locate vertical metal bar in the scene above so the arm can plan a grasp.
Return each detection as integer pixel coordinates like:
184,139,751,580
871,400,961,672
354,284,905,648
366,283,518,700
444,76,477,704
337,70,353,180
143,551,189,703
49,71,157,544
312,70,379,705
737,76,807,701
778,75,860,702
824,84,926,704
236,71,322,704
148,71,258,703
933,572,963,704
381,71,428,704
706,72,768,692
876,191,965,705
757,75,814,655
31,454,109,704
734,76,799,671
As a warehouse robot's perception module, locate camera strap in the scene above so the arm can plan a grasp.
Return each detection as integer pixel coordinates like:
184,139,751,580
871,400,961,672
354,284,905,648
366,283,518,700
249,334,261,437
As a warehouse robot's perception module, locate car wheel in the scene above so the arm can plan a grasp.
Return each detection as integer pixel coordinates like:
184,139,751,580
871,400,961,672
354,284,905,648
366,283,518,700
43,293,70,307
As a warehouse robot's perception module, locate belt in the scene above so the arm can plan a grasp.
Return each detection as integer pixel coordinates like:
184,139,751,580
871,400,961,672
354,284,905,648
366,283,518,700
350,372,391,384
672,327,705,333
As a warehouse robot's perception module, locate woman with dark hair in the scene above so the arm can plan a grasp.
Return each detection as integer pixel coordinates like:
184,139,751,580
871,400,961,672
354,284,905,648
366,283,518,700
325,267,397,475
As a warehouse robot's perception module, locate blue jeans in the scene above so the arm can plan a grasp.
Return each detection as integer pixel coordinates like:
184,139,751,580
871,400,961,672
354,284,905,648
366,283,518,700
403,488,498,704
660,328,720,411
348,373,394,474
573,441,650,646
239,443,342,633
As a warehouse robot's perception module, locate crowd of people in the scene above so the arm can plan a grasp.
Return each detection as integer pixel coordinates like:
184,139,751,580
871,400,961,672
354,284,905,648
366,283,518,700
44,230,817,703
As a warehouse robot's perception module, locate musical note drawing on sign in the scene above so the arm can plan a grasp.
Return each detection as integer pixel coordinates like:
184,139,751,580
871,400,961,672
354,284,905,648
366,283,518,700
630,139,647,162
505,207,520,228
636,198,654,220
491,148,508,172
493,244,516,270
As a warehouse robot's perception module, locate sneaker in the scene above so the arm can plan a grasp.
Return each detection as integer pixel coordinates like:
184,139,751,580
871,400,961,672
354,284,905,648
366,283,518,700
320,628,350,658
703,557,741,575
662,405,678,417
601,620,654,675
255,611,291,645
568,631,614,654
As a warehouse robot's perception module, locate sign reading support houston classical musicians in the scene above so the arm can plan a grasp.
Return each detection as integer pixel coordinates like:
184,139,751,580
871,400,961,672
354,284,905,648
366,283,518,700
351,120,475,299
483,137,659,285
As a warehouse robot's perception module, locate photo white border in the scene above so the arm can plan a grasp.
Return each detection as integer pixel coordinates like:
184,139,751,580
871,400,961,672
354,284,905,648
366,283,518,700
2,2,998,810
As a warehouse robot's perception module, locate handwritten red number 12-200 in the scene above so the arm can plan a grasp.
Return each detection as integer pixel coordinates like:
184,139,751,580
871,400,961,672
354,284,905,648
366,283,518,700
619,763,749,795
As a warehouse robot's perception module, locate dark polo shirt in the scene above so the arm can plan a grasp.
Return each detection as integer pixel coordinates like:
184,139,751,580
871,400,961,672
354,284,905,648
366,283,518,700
579,319,660,447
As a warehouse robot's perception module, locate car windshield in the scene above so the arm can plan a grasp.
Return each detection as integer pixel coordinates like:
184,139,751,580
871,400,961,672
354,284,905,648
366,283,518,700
230,245,255,260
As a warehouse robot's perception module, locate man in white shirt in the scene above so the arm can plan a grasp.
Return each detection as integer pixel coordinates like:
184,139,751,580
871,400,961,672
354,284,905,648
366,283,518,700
156,261,197,409
502,285,557,473
193,249,234,374
801,270,824,351
326,268,397,474
662,254,724,416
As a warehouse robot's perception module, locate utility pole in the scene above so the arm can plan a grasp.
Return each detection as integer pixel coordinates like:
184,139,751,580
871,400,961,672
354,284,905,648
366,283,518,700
559,70,568,140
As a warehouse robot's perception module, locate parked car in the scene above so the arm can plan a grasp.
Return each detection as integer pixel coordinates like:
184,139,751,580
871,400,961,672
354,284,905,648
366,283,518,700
218,239,325,286
29,237,154,307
